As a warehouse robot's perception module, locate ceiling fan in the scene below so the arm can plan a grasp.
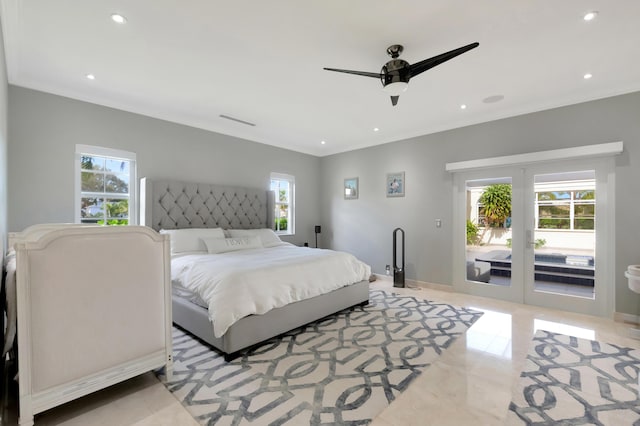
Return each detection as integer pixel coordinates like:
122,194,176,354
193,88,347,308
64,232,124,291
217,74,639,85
324,42,479,106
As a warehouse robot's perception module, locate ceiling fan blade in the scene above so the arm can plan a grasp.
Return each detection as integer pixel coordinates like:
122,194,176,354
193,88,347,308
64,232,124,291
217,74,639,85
409,42,479,77
390,96,399,106
323,67,382,79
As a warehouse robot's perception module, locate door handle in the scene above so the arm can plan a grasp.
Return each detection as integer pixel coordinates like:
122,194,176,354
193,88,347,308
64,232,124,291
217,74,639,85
526,230,535,248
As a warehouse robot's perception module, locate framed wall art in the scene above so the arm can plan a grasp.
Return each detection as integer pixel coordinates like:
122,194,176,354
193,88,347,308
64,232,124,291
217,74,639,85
386,172,405,197
344,177,358,200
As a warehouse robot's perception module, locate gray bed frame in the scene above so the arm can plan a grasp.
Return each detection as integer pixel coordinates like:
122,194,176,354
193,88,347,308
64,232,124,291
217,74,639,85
140,178,369,360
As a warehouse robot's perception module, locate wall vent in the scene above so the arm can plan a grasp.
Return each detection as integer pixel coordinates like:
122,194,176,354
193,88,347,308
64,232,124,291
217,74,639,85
219,114,256,127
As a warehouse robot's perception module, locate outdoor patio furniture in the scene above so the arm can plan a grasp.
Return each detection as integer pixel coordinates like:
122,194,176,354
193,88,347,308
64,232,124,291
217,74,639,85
467,260,491,283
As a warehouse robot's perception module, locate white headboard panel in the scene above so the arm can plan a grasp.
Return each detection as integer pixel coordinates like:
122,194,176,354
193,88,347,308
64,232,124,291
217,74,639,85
140,178,275,231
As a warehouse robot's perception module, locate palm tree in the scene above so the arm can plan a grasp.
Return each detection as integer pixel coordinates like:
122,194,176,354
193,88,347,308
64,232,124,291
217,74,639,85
479,184,512,228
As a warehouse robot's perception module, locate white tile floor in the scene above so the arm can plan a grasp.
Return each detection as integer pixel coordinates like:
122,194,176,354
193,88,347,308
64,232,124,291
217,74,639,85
4,280,639,426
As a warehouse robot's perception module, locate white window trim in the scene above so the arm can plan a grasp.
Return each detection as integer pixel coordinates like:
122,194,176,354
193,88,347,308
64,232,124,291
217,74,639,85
270,172,295,236
75,144,137,225
535,186,595,232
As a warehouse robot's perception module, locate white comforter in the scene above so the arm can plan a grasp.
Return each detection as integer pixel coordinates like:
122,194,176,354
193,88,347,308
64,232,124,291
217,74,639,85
171,244,371,337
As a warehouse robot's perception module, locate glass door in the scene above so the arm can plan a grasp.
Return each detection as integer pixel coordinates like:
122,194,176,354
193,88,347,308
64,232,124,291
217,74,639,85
523,160,612,316
454,158,613,317
453,167,524,303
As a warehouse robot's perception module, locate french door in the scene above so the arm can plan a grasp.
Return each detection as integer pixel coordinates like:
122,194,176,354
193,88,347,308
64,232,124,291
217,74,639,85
453,157,614,317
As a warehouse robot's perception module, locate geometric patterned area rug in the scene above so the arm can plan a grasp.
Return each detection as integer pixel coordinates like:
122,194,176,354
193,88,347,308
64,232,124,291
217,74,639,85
158,290,482,425
506,329,640,425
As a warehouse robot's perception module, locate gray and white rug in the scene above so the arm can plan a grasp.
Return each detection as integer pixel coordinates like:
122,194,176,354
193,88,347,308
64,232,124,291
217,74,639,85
159,290,482,425
507,330,640,425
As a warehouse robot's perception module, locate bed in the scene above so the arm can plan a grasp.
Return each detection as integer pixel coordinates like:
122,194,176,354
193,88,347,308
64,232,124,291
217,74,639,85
140,178,371,360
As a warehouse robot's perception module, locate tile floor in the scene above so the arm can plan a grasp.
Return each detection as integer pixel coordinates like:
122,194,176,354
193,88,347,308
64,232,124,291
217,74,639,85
3,280,639,426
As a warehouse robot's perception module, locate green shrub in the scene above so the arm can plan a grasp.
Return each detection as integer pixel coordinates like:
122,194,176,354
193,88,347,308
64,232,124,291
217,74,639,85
534,238,546,249
506,238,546,249
274,217,288,231
97,219,128,226
466,220,479,245
479,184,512,228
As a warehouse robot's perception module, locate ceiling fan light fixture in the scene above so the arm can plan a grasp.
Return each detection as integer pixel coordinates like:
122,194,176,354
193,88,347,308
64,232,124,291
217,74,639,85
323,41,478,106
382,81,409,96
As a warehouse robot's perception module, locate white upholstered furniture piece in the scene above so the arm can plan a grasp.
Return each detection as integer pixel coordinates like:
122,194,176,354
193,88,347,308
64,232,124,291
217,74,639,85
10,224,172,426
141,178,370,360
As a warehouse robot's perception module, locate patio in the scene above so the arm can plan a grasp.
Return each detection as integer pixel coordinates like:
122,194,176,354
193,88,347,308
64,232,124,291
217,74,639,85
466,245,596,299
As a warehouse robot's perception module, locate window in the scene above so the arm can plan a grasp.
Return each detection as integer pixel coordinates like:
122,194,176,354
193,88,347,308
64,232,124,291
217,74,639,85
75,145,137,225
270,173,294,235
536,187,595,230
477,204,487,227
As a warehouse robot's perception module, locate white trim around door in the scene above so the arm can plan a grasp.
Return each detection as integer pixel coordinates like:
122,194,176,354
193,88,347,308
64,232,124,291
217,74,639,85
449,142,621,317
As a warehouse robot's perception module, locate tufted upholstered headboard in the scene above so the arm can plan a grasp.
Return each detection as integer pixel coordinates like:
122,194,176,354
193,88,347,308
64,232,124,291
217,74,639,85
140,178,275,231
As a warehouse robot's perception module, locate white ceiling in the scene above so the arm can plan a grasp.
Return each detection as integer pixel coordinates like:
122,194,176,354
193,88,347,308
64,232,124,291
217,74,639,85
1,1,639,157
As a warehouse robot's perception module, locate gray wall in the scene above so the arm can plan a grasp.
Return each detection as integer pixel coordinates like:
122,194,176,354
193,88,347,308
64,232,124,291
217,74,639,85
0,21,8,261
320,92,640,315
7,84,640,315
7,86,321,246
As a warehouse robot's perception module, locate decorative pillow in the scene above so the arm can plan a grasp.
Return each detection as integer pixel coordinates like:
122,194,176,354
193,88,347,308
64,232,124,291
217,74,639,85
226,228,283,247
159,228,225,254
203,236,262,254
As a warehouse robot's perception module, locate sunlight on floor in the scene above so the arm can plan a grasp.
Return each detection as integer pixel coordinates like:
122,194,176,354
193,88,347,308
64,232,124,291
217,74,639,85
466,308,513,359
533,318,595,340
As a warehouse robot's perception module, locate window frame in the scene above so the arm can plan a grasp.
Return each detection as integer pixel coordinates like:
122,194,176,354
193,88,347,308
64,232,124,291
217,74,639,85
74,144,137,225
476,203,487,228
534,181,595,231
270,172,295,236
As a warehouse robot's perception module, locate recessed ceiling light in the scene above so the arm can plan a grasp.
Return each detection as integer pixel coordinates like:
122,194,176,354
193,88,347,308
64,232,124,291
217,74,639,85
86,74,96,80
583,11,598,21
111,13,127,24
373,127,379,132
460,104,467,110
584,73,593,80
321,140,326,145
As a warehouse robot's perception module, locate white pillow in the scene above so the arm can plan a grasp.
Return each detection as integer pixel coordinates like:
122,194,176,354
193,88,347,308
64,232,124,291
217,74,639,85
203,236,262,254
159,228,225,254
226,228,283,247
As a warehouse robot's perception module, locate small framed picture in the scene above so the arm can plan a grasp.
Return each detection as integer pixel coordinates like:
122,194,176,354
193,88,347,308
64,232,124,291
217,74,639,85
386,172,405,197
344,177,359,200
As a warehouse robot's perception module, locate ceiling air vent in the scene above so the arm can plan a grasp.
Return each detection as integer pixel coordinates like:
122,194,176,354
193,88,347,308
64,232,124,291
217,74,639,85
219,114,256,127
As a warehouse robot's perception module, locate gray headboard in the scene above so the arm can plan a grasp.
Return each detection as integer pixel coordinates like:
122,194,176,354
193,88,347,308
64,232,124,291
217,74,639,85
140,178,275,231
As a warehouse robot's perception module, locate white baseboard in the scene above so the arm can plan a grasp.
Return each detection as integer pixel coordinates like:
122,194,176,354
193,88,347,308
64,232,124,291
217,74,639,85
372,274,454,293
614,311,640,326
406,279,455,293
614,312,640,340
373,273,392,282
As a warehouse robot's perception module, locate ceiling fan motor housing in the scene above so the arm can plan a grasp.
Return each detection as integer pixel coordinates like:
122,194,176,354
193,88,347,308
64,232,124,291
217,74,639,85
381,59,411,87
